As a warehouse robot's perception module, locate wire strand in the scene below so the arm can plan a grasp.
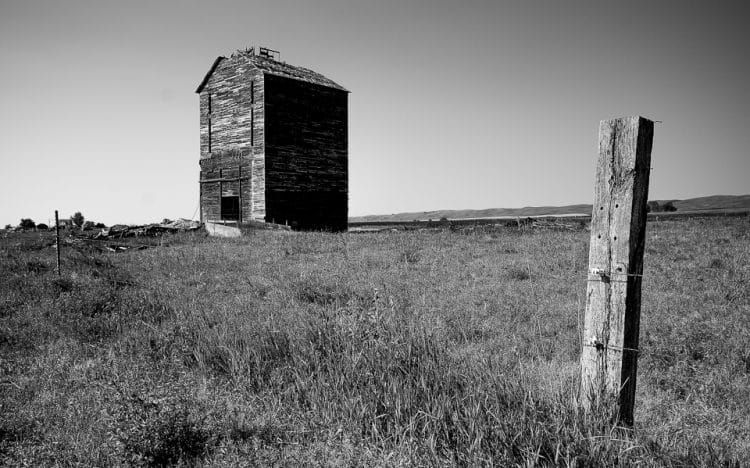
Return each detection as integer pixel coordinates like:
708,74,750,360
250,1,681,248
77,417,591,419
584,342,639,354
587,269,644,283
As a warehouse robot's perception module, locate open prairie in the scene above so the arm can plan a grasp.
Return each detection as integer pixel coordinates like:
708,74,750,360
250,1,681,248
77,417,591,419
1,216,748,466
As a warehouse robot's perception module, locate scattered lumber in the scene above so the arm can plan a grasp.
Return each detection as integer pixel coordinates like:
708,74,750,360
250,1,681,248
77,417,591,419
94,219,202,239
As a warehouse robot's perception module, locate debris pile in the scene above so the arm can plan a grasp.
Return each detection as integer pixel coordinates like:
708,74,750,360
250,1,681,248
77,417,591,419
93,219,202,239
62,236,151,253
52,219,204,253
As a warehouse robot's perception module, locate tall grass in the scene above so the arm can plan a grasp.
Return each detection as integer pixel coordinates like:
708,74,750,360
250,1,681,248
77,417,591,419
1,217,748,465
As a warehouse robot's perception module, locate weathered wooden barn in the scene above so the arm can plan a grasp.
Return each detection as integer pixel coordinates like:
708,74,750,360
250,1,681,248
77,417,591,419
196,47,349,231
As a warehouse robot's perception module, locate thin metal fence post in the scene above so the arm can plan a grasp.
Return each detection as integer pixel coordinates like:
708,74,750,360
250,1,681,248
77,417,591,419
55,210,61,276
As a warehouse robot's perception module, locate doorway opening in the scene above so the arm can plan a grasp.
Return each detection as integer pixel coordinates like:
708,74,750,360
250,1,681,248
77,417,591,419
221,196,239,221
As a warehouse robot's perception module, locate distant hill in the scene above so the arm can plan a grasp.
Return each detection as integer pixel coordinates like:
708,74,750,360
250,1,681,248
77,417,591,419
665,194,750,212
349,195,750,223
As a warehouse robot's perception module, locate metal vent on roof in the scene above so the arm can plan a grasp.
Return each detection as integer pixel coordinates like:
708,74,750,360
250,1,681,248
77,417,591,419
258,47,280,61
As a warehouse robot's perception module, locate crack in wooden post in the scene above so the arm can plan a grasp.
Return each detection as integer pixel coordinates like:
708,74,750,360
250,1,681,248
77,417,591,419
580,116,654,425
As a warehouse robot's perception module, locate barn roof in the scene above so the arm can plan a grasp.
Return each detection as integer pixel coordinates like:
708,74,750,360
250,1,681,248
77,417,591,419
195,53,349,93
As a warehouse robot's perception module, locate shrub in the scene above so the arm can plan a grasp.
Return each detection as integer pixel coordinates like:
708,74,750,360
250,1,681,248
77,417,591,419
36,223,49,230
508,267,530,280
72,212,85,227
647,201,677,213
19,218,35,230
116,395,217,466
398,248,421,264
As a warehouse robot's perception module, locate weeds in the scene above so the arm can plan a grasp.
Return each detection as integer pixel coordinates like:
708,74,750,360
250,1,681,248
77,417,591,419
507,266,531,280
1,218,748,465
116,394,218,466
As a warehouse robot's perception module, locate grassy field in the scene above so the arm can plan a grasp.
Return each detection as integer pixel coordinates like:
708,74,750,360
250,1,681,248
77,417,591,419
1,216,748,466
349,194,750,223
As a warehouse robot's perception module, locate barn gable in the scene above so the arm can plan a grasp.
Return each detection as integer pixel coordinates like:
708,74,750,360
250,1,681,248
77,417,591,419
195,51,348,94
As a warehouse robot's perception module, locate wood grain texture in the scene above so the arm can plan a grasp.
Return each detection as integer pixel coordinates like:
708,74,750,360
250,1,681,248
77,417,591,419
199,148,263,222
197,54,347,230
580,116,653,424
264,74,348,230
198,55,266,223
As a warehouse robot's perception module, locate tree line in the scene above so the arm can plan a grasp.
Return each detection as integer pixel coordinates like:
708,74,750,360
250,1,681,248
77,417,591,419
4,212,106,231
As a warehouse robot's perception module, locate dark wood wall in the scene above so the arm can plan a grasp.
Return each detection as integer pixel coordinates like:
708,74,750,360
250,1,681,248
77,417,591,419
264,74,348,231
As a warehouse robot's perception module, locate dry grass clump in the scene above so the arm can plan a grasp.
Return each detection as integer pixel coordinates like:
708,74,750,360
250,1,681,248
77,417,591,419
1,216,748,465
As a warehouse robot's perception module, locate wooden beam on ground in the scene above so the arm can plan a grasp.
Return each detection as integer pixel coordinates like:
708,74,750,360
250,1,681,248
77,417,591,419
580,116,654,425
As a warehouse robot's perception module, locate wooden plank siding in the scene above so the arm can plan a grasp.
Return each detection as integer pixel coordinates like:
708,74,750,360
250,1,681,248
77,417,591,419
197,51,348,230
199,149,264,223
199,59,265,157
264,74,348,231
198,54,266,223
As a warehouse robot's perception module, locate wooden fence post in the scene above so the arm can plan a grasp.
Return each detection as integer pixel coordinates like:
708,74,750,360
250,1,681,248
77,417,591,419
580,116,654,425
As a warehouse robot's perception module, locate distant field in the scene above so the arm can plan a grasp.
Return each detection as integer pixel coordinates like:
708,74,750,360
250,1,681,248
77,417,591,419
1,215,748,465
350,194,750,223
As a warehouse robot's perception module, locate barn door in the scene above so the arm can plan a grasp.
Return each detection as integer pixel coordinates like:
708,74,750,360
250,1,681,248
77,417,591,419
220,167,240,222
220,196,239,221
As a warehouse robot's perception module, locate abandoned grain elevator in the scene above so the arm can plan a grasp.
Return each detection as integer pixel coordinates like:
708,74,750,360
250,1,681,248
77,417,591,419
196,47,349,231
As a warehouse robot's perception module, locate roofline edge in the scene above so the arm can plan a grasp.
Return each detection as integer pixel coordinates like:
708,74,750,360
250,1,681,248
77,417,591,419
195,55,351,94
195,56,226,93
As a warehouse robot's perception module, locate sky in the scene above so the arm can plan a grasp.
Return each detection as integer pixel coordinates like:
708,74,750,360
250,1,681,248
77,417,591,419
1,0,748,226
